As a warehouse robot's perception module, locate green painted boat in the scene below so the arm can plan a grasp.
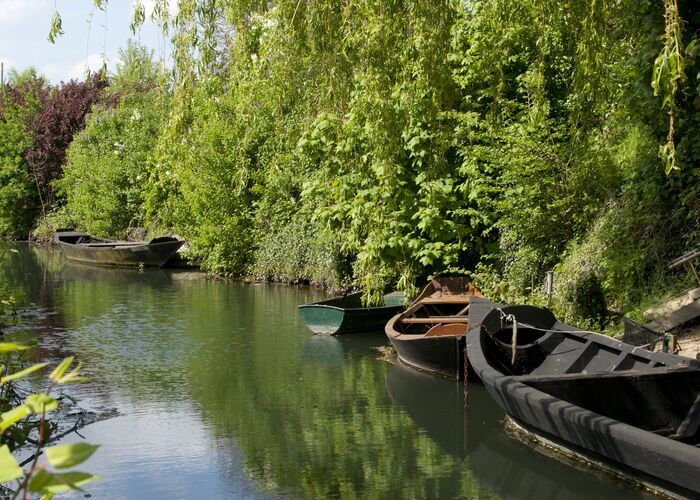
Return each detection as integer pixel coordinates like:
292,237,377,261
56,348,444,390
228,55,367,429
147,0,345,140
297,291,406,335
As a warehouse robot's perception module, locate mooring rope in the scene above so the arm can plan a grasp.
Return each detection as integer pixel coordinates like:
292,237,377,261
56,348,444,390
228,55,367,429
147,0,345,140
508,314,517,365
492,306,602,337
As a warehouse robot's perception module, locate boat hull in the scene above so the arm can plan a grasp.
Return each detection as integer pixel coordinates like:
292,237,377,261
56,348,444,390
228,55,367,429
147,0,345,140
386,314,466,378
55,232,184,267
297,292,404,335
467,297,700,498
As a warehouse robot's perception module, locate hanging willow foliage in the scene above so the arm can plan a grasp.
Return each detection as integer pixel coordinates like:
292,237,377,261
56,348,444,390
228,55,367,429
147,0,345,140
652,0,693,174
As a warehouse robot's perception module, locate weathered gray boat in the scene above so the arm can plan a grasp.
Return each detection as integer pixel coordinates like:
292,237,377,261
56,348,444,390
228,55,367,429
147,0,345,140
467,297,700,498
54,230,184,268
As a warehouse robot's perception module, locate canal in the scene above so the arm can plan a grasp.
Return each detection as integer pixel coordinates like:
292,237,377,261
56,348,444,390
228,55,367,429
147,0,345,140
0,243,654,498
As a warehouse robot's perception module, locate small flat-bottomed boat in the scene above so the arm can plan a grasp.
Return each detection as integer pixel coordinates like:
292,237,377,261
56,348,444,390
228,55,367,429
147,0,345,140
297,291,405,335
466,297,700,498
385,276,482,379
54,230,184,268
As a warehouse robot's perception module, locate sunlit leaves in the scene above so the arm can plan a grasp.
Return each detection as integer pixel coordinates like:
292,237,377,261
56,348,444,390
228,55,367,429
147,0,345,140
0,344,29,354
0,445,22,483
0,406,30,432
131,0,146,34
49,357,89,385
25,394,59,414
45,443,100,470
28,469,100,495
47,12,64,44
1,362,48,384
651,0,694,173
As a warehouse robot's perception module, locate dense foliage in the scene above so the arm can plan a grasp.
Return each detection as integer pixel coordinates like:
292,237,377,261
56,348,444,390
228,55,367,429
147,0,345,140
5,0,700,322
0,71,48,238
27,74,109,213
56,45,167,238
0,71,109,239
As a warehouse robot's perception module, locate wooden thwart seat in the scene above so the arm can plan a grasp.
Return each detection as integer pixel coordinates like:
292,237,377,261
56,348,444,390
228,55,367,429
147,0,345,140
418,297,472,304
401,316,469,324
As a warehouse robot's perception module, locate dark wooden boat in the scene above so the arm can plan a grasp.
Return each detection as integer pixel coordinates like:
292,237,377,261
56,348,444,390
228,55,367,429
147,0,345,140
466,297,700,498
385,277,482,379
54,230,184,268
297,291,405,335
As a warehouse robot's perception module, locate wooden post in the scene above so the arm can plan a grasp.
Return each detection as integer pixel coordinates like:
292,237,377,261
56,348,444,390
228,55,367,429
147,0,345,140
662,333,677,353
546,271,554,306
688,261,700,286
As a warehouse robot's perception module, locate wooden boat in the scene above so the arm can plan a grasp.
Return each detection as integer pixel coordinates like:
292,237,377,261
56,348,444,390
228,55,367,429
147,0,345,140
54,230,184,268
385,277,482,379
466,297,700,498
297,291,405,335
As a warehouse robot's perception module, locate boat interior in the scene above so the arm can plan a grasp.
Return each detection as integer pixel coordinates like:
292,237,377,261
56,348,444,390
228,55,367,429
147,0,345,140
392,277,480,336
56,232,178,248
516,368,700,445
479,306,700,445
485,326,679,377
55,232,137,247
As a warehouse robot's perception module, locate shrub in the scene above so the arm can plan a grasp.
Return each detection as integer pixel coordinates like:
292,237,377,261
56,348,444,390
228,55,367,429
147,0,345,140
56,88,168,237
0,72,48,238
27,73,108,212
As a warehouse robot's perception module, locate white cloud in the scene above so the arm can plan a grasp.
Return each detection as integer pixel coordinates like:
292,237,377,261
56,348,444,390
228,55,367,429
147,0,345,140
41,53,110,83
0,0,51,26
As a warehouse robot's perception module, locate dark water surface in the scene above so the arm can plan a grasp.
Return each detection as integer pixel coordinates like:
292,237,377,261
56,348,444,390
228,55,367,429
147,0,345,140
0,243,655,499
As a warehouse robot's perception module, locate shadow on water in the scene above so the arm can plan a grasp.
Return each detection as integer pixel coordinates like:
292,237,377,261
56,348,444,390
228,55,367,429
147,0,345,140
386,363,656,499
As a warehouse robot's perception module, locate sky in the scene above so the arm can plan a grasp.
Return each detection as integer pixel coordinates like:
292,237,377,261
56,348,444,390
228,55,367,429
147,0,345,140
0,0,173,84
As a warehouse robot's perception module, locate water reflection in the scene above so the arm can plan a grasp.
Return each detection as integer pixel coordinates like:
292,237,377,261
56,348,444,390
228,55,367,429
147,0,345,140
386,365,655,499
0,242,659,499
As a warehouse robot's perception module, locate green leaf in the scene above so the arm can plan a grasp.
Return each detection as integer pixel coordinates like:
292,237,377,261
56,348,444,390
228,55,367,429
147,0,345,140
47,11,64,44
0,343,29,353
28,468,52,492
25,394,58,414
49,357,73,383
30,471,100,494
45,443,99,470
55,359,88,384
48,358,89,384
0,405,30,432
1,362,48,384
0,444,22,483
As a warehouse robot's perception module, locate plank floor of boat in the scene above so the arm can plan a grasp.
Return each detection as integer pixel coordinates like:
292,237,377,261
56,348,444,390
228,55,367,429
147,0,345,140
530,333,666,376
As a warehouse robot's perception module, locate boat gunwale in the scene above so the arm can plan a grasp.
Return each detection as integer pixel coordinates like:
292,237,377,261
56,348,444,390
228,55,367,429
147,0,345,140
297,291,405,313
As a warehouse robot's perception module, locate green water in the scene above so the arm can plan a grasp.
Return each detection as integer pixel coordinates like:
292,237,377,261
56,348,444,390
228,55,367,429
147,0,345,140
0,243,654,499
